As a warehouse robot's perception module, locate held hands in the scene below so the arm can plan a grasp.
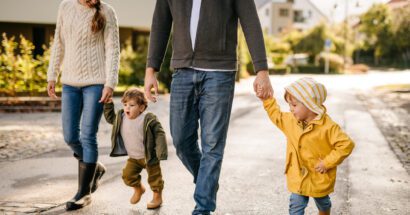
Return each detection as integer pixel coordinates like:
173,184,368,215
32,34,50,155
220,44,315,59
99,87,114,103
315,159,328,174
254,70,273,100
144,67,159,102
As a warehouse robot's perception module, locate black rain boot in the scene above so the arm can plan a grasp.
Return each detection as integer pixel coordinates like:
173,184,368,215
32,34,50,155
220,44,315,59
73,154,105,193
91,162,106,193
66,162,97,211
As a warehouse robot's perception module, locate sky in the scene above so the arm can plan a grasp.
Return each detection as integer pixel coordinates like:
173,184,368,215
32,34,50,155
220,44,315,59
310,0,390,23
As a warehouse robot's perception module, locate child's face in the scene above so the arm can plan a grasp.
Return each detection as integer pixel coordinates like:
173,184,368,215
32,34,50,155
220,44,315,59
122,99,145,119
287,96,316,122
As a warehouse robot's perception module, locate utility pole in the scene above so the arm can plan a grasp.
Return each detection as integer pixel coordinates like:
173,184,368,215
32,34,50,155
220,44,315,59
344,0,349,71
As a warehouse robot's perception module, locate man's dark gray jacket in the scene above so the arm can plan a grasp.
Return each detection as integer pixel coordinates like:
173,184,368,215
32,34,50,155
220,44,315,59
147,0,268,72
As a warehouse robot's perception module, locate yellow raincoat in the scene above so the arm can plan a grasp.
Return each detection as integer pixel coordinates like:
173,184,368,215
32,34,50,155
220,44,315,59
263,98,354,197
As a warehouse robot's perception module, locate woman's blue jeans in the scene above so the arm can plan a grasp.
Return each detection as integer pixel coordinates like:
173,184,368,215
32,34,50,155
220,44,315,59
61,84,104,163
170,68,236,215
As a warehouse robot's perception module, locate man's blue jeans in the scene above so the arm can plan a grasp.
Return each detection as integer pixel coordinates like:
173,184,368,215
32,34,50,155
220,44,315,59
61,84,104,163
170,68,236,215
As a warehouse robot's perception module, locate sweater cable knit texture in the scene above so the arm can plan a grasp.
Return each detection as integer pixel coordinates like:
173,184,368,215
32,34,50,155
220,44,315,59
47,0,120,89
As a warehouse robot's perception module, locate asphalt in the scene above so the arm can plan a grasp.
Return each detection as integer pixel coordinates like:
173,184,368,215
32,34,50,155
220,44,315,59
0,71,409,215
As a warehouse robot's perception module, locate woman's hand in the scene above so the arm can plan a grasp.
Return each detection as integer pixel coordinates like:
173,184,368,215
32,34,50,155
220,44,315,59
47,81,59,99
99,86,114,103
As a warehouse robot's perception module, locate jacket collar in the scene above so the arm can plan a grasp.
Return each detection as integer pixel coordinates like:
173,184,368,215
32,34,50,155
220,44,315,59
297,113,326,128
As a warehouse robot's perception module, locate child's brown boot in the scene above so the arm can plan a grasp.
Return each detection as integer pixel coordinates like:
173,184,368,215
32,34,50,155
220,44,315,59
146,190,162,209
130,184,145,204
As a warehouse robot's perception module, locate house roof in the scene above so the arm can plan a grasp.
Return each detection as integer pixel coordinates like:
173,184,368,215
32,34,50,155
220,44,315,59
387,0,408,4
304,0,329,21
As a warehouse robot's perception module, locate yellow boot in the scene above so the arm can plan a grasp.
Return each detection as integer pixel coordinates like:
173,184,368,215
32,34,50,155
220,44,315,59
147,190,162,209
130,184,145,204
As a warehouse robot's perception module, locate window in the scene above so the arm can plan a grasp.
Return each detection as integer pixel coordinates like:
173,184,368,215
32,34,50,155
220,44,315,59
293,10,305,23
279,8,289,17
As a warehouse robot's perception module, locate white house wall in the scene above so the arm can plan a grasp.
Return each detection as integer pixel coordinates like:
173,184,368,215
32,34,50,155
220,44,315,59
258,3,273,35
293,0,327,31
0,0,155,30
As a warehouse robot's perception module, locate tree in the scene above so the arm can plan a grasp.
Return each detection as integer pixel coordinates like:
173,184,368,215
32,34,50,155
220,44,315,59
359,4,394,65
391,5,410,66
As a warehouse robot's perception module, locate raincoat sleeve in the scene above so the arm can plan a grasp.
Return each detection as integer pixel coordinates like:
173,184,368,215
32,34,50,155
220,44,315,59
263,98,293,133
323,124,355,169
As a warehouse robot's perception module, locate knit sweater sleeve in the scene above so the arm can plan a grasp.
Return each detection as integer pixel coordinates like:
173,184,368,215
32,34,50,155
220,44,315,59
103,6,120,89
47,2,65,82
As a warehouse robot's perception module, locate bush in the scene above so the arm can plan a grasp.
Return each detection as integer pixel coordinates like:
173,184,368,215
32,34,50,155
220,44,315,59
292,65,324,74
246,61,255,75
270,65,290,74
271,53,286,65
0,33,49,96
119,35,173,93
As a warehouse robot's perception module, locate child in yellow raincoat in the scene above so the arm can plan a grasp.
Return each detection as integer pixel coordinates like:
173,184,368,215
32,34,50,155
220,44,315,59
259,77,354,215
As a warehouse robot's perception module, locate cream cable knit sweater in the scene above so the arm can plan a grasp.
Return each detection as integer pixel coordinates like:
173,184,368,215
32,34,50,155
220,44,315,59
47,0,120,89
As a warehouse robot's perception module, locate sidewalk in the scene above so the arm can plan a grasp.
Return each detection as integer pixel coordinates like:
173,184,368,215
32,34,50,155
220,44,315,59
0,71,409,214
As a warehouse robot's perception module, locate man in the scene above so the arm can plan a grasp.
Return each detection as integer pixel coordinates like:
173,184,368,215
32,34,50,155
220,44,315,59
144,0,273,214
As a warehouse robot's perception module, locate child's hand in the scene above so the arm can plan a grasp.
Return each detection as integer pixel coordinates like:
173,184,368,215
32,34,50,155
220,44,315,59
106,98,113,103
257,86,273,101
315,159,328,174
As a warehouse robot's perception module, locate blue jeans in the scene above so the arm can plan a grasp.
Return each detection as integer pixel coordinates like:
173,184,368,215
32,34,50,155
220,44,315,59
61,84,104,163
289,193,332,215
170,68,236,215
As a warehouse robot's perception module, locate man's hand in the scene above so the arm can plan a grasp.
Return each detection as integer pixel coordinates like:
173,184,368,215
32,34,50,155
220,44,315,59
144,67,159,102
254,70,273,100
99,86,114,103
315,159,328,174
47,81,59,99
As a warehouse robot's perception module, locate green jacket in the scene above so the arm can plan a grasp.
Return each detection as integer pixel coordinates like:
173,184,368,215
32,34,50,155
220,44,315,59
103,103,168,165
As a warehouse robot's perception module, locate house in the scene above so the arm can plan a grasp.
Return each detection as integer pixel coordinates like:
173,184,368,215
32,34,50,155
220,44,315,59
0,0,155,56
255,0,328,35
292,0,328,31
256,0,294,35
387,0,410,10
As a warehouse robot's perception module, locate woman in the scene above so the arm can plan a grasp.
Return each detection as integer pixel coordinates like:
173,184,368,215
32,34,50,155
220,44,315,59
47,0,119,211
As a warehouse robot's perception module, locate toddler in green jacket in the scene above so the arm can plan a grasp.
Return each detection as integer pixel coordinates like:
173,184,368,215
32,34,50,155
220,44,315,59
103,88,167,209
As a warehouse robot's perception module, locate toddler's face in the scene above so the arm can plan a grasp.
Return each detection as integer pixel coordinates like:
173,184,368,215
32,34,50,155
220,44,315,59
287,97,312,122
122,100,145,119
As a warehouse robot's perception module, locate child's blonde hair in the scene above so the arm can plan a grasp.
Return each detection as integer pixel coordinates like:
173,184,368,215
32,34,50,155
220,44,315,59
284,91,299,104
121,88,148,111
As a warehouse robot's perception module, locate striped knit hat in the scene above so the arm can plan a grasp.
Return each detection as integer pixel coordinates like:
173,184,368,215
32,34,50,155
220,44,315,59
284,77,327,118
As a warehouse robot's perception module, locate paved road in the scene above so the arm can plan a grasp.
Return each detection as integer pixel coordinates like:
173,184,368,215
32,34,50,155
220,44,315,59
1,71,409,214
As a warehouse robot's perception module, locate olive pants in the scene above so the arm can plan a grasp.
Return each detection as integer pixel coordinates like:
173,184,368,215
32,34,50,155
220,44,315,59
122,158,164,192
